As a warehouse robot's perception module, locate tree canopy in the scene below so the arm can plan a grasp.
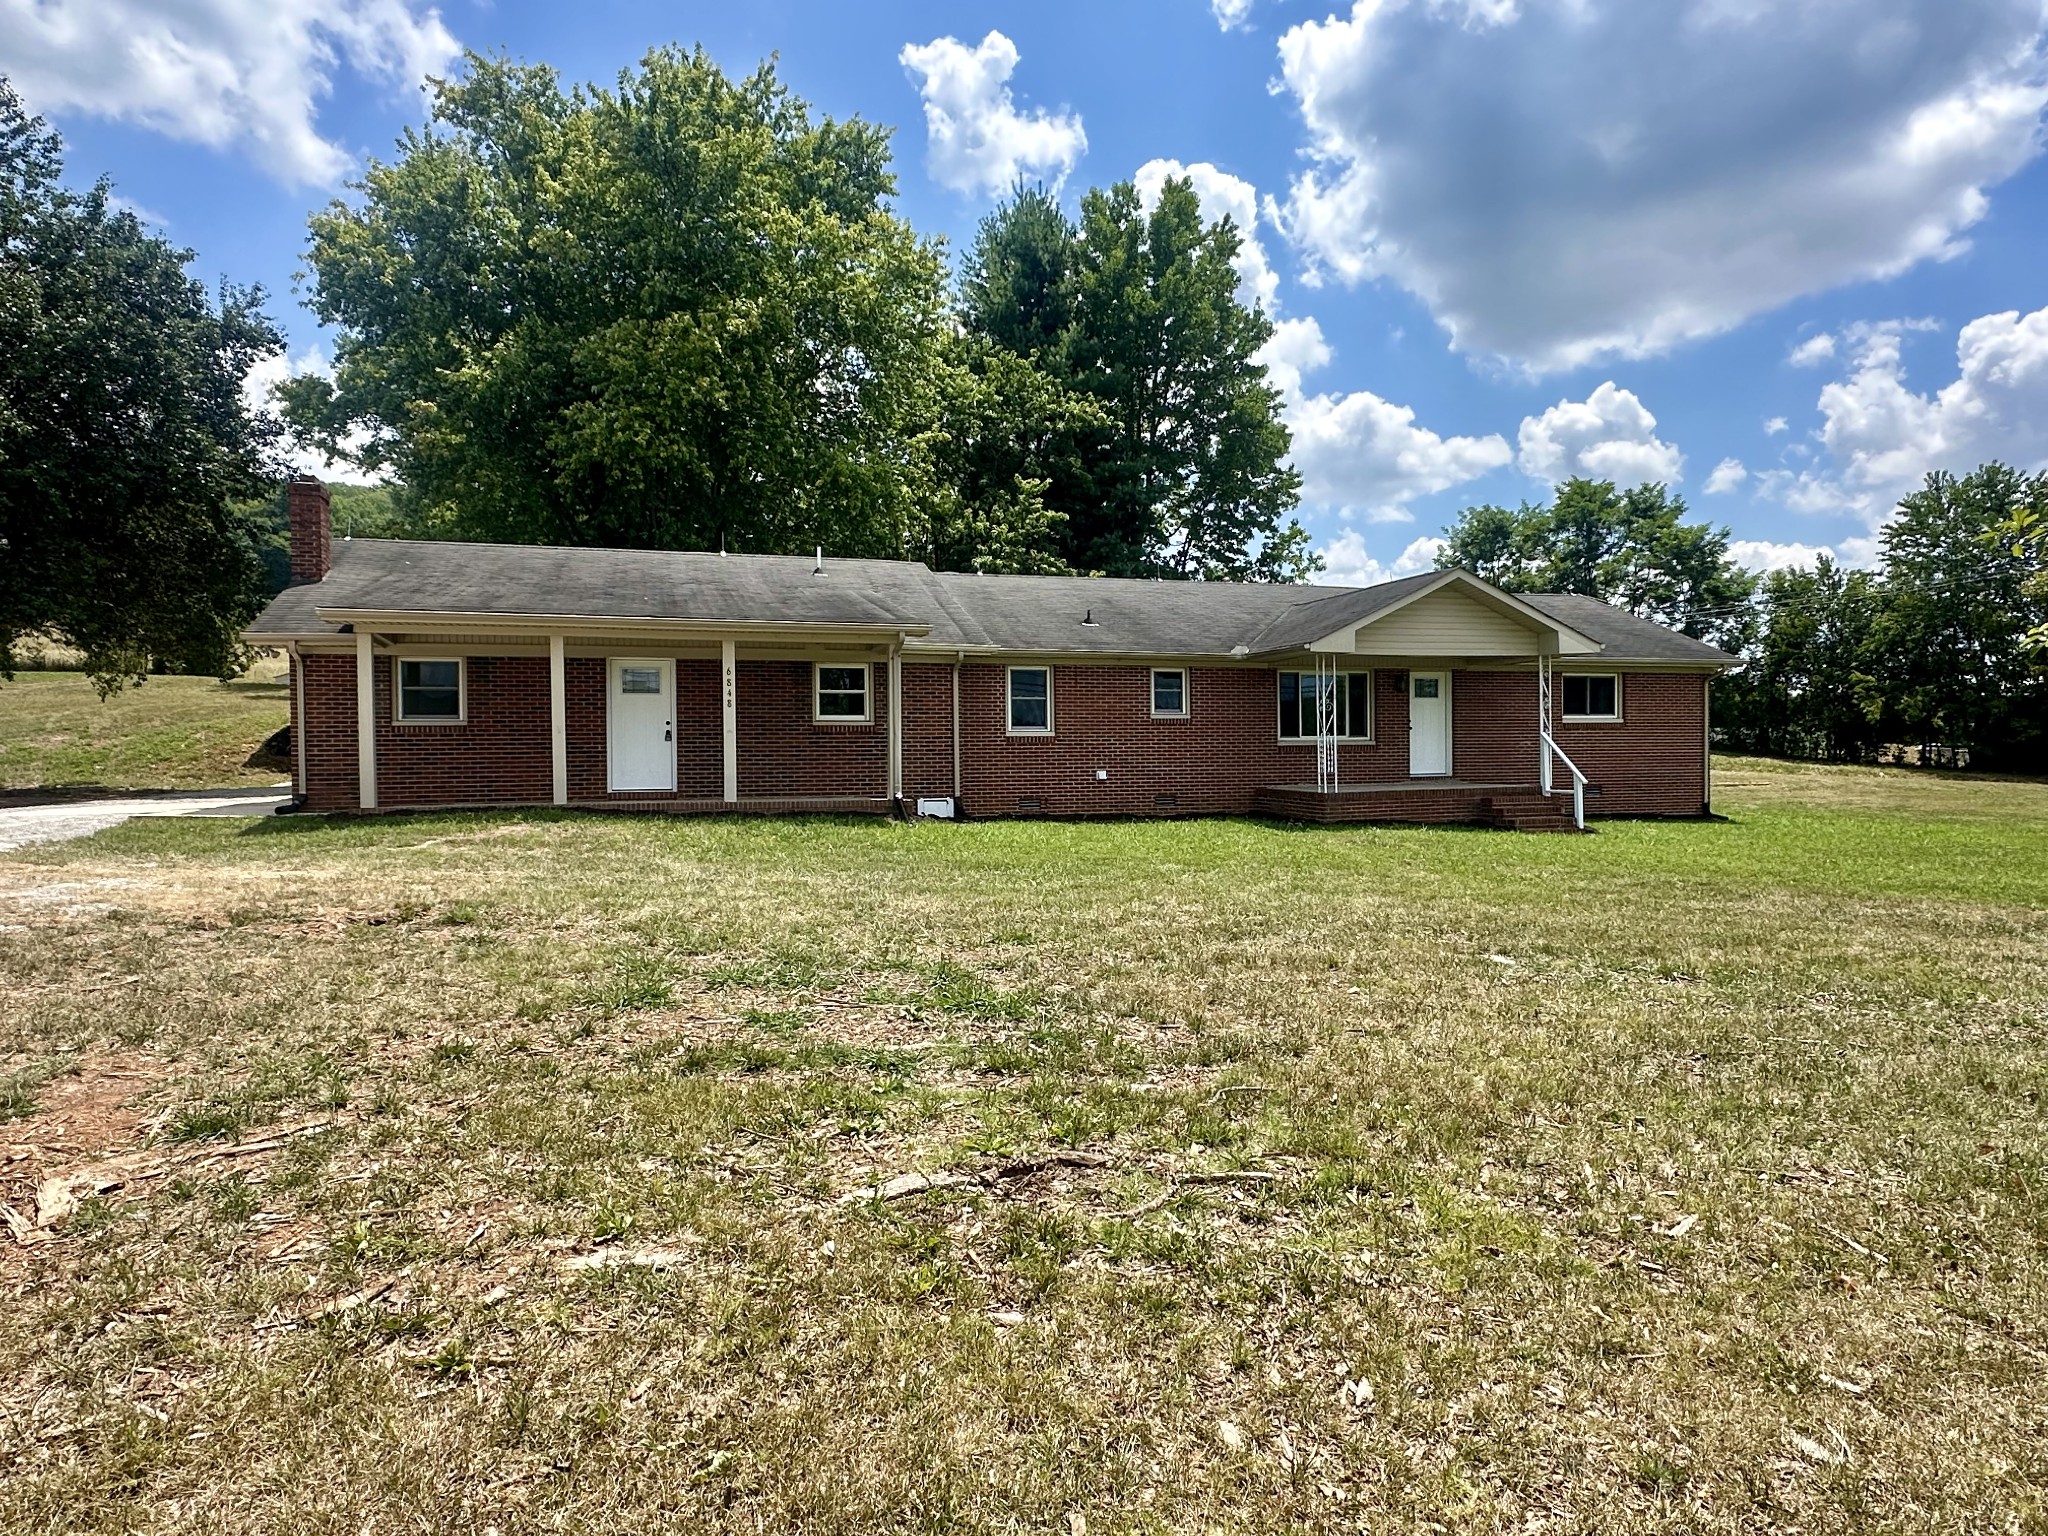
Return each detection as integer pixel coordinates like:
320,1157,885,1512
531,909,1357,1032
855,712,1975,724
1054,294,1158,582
284,49,956,559
0,80,283,692
959,180,1311,581
1436,479,1756,647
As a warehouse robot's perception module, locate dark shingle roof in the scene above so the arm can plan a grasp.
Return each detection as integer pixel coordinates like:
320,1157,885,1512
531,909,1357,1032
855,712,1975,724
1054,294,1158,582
1517,593,1738,665
247,539,951,636
246,537,1736,666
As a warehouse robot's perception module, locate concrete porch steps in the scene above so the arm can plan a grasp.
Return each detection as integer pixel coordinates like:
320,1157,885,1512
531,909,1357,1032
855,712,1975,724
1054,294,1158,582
1251,781,1587,831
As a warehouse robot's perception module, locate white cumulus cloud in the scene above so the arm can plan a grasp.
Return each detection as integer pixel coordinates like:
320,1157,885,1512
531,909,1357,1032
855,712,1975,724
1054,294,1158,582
1788,333,1838,367
899,31,1086,197
1211,0,1255,30
1729,539,1846,573
1517,382,1684,487
1269,0,2048,371
1764,305,2048,518
1764,416,1790,436
1261,316,1513,522
0,0,458,187
242,343,380,484
1135,158,1279,312
1704,458,1748,495
1317,530,1445,587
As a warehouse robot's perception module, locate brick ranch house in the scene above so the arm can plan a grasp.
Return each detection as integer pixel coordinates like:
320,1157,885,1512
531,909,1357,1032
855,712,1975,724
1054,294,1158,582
248,478,1737,831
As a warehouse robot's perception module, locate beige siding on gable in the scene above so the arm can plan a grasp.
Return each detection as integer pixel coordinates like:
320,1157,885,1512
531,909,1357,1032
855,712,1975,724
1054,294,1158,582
1350,586,1543,656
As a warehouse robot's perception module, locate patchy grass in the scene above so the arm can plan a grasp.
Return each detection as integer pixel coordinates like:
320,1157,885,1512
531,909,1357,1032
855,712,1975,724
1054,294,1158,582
0,657,289,792
0,761,2044,1533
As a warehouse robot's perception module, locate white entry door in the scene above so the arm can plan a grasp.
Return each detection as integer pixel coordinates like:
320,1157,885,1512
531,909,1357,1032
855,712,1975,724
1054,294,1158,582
607,658,675,792
1409,671,1451,777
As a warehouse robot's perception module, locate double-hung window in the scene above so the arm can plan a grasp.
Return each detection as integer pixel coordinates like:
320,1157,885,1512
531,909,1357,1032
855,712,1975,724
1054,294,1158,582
1277,671,1371,741
1151,668,1188,718
395,658,463,722
1561,673,1620,721
814,663,871,722
1008,666,1052,734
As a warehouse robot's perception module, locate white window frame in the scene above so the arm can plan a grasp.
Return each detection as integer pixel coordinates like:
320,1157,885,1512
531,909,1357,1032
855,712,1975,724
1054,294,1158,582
1561,672,1623,723
1007,665,1054,736
1150,667,1190,719
1276,669,1373,743
813,661,873,724
392,655,465,724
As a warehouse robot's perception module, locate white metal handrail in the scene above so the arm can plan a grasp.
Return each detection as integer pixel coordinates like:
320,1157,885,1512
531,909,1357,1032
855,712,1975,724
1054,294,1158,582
1539,728,1587,830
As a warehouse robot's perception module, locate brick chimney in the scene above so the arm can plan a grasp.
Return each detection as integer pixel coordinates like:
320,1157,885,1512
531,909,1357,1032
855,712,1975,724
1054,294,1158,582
287,475,331,584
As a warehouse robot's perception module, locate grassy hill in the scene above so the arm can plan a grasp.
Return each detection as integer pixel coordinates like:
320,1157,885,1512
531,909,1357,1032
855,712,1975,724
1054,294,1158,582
0,657,290,791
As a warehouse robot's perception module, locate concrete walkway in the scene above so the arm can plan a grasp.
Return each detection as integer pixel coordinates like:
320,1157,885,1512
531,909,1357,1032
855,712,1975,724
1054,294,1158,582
0,787,292,852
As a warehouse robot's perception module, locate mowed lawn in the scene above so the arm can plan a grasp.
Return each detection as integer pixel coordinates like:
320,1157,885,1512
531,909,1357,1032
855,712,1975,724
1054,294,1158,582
0,661,290,792
1,761,2044,1534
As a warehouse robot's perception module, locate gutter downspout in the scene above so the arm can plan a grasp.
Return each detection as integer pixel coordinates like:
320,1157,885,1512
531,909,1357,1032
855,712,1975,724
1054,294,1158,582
952,653,963,806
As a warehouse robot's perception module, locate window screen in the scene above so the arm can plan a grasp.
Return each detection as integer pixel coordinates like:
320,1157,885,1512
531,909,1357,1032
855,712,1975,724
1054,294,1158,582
1277,672,1370,739
1562,674,1619,718
619,666,663,695
1009,668,1051,732
816,664,870,719
1152,669,1187,717
398,659,461,720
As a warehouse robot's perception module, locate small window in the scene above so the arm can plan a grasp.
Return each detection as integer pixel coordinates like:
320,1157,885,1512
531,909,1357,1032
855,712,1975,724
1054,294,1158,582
1277,671,1371,740
1008,666,1052,734
815,663,871,722
619,666,663,695
1562,673,1621,721
395,658,462,722
1151,668,1188,718
1413,676,1440,700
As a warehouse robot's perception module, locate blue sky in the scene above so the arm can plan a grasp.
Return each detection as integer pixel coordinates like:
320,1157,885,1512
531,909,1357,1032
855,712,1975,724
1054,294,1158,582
7,0,2048,584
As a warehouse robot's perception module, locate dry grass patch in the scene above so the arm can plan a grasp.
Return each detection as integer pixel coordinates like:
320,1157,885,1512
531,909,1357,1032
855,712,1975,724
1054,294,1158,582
0,764,2044,1532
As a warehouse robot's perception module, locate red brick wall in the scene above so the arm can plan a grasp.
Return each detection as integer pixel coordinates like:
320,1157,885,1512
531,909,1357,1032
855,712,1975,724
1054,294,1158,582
287,478,330,585
1549,672,1709,816
736,661,888,799
295,652,1710,817
944,662,1416,817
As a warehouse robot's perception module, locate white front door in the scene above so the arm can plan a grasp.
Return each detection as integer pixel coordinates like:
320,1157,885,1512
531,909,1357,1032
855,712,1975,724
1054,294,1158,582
1409,670,1451,777
607,658,675,792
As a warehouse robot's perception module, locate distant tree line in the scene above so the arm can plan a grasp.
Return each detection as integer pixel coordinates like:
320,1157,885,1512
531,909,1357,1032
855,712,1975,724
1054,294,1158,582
1438,465,2048,773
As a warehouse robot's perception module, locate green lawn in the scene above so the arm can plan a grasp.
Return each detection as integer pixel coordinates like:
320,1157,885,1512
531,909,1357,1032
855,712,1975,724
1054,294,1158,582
1,760,2044,1533
0,659,290,792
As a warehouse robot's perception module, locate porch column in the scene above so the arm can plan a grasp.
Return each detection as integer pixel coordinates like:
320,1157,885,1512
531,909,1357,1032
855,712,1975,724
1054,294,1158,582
354,629,378,810
549,634,567,806
888,646,904,805
721,639,738,803
291,646,308,800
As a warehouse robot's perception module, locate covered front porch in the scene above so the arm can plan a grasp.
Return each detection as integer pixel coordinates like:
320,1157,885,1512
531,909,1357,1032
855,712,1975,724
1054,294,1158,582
1252,571,1605,830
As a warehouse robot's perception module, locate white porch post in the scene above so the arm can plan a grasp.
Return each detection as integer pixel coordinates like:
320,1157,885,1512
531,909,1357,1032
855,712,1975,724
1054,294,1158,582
721,639,738,804
354,629,378,810
290,645,307,800
549,634,568,806
888,647,904,805
1536,653,1553,794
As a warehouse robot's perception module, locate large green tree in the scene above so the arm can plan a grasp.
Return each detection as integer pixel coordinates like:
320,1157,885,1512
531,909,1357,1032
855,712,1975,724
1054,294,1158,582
960,179,1312,581
1715,559,1886,762
284,49,954,557
1437,479,1756,647
0,81,283,692
1875,464,2048,770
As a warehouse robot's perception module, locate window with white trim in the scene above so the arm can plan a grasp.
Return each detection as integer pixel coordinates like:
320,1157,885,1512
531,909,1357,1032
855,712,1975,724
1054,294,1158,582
814,663,871,722
1151,668,1188,718
395,657,463,722
1008,666,1052,734
1561,673,1621,721
1277,671,1371,740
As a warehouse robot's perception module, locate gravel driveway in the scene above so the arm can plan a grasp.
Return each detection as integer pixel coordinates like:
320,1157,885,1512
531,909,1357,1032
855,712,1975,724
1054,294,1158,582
0,787,292,852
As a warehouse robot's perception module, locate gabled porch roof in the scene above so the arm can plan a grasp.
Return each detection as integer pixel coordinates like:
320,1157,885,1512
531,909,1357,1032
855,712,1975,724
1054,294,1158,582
1244,569,1603,658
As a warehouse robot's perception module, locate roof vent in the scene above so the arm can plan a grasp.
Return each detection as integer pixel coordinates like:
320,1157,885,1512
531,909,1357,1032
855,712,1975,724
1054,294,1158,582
814,545,824,575
1081,608,1098,627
